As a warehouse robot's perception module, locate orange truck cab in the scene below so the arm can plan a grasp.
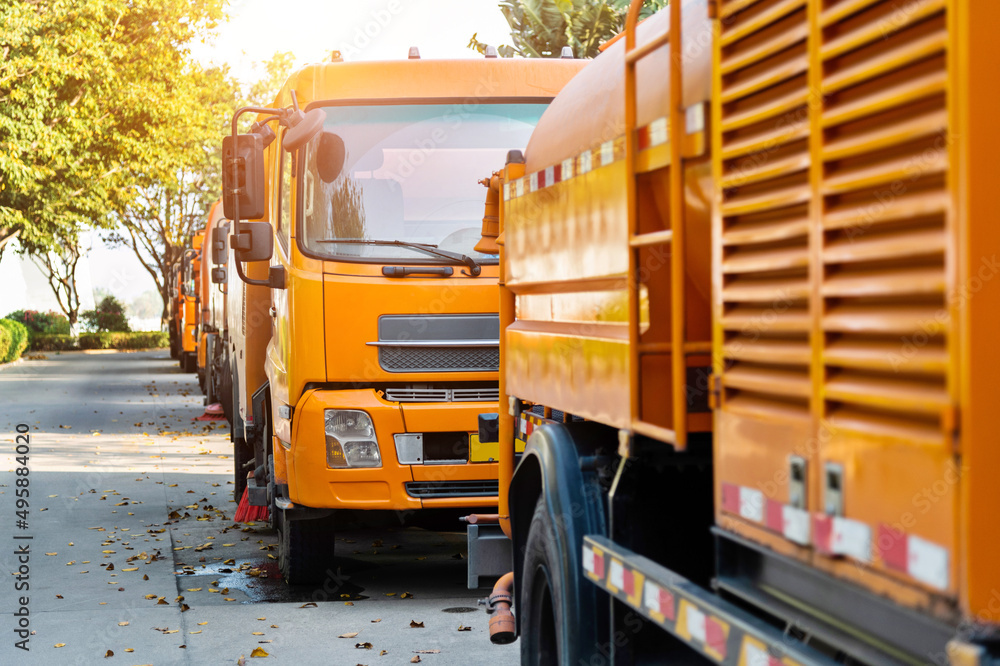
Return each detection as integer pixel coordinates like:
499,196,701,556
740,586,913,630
197,202,230,410
216,50,585,583
168,262,183,360
485,1,1000,665
178,229,205,373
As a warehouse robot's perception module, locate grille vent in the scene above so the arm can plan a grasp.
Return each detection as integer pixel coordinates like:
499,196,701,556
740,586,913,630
385,387,500,403
379,346,499,373
405,480,499,498
718,0,812,419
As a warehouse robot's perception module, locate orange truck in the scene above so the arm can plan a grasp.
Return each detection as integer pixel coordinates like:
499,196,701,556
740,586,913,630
197,200,233,416
168,262,183,360
216,49,585,583
177,229,205,373
481,1,1000,664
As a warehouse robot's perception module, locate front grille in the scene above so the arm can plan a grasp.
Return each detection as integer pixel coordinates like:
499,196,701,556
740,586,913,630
405,480,499,498
385,387,500,402
379,346,499,372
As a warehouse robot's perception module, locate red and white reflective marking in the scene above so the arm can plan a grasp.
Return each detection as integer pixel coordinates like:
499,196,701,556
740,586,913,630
744,639,791,666
643,579,676,621
503,117,669,201
878,524,950,590
721,481,951,589
813,514,872,563
582,543,605,580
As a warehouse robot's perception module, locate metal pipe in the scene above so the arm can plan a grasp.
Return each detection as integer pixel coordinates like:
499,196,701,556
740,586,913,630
487,571,516,644
459,513,501,525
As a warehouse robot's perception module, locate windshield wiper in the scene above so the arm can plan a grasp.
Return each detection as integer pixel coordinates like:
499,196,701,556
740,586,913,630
316,239,481,276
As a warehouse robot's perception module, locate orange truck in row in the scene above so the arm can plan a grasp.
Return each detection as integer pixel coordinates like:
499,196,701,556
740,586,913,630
473,0,1000,665
215,49,585,583
466,0,1000,666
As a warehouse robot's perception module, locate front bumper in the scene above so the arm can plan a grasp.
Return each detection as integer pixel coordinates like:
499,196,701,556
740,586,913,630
285,388,500,511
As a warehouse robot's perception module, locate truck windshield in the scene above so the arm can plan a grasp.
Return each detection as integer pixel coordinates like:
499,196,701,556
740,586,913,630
299,103,546,263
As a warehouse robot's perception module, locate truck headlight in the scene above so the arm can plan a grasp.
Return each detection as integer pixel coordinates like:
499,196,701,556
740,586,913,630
324,409,381,468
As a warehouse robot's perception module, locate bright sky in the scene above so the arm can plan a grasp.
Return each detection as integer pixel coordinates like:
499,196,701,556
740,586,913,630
194,0,515,82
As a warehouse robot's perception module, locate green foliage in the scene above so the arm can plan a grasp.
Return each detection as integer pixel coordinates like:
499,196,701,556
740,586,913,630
0,325,10,363
78,331,168,350
470,0,668,59
81,295,131,333
5,309,71,335
29,334,77,352
0,319,29,363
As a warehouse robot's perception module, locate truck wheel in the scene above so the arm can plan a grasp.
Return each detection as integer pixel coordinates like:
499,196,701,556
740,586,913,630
278,515,336,586
520,498,564,665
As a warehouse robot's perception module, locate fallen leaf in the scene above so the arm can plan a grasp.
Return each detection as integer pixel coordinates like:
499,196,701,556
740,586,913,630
164,629,179,634
198,622,208,626
45,552,57,556
458,625,472,631
190,630,202,634
411,657,421,664
299,602,317,609
224,598,236,602
339,632,359,639
157,599,169,605
187,588,203,592
105,649,114,657
252,632,264,636
124,648,134,653
122,567,138,572
355,642,373,649
371,618,382,623
345,601,355,606
401,592,413,599
409,620,424,628
55,595,63,599
55,643,66,648
250,647,269,657
380,650,388,655
118,622,129,627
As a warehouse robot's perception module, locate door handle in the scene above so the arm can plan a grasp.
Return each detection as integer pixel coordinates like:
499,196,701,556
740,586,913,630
269,306,277,318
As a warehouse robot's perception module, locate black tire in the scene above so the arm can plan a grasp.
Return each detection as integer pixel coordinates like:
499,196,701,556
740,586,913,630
182,352,196,373
233,436,251,501
278,514,337,585
520,498,564,666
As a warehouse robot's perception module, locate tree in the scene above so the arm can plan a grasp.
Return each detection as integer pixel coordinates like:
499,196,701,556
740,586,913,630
30,229,88,329
1,0,230,324
81,295,130,332
106,50,295,325
469,0,668,59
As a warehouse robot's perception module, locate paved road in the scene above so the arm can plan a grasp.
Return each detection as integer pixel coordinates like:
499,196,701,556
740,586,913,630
0,351,516,665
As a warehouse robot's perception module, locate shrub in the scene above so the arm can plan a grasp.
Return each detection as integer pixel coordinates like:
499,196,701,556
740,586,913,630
78,331,168,350
0,325,9,363
5,309,71,335
81,296,131,333
0,319,29,363
30,334,78,352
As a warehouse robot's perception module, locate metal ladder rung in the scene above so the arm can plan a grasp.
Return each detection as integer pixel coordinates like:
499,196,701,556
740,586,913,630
638,341,712,355
629,230,674,248
625,30,671,65
631,420,677,444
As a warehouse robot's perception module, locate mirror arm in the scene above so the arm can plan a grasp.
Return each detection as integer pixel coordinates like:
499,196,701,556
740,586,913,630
233,255,272,288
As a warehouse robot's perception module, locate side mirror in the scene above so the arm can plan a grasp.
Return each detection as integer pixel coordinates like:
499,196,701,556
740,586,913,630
231,221,273,263
222,133,266,220
283,108,327,152
211,267,227,284
317,131,346,183
211,226,228,265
